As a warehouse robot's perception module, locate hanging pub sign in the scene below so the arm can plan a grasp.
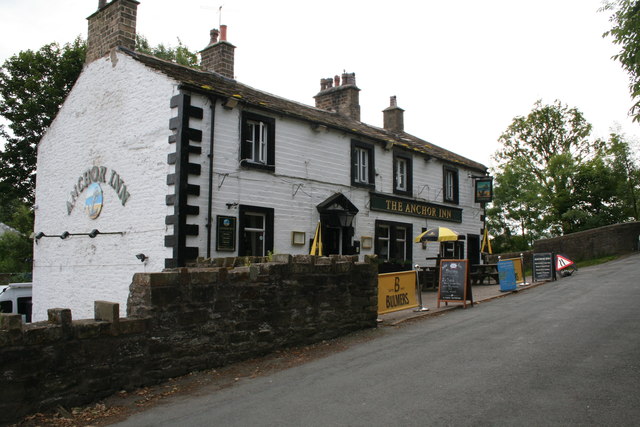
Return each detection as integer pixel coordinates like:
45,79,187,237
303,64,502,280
474,177,493,203
369,193,462,223
66,166,131,219
216,215,237,251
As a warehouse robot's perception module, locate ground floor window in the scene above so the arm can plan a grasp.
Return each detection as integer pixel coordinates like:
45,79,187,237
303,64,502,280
239,205,274,257
441,240,465,259
375,220,412,263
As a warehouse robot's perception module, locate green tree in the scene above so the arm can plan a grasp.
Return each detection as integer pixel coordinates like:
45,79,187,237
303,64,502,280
492,100,600,243
0,231,32,274
602,0,640,122
136,35,199,68
0,38,86,205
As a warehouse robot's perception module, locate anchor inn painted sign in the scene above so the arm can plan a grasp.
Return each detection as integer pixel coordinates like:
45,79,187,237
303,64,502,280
369,193,463,223
66,166,131,216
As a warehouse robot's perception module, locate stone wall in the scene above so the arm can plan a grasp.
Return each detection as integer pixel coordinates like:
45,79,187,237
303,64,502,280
487,222,640,269
533,222,640,262
0,255,378,424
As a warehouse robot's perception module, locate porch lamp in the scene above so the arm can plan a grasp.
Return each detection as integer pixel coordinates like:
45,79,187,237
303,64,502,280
336,210,355,228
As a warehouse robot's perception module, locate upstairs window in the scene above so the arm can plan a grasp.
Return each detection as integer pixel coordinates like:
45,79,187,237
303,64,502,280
241,112,275,172
443,165,459,204
351,140,375,188
393,151,412,196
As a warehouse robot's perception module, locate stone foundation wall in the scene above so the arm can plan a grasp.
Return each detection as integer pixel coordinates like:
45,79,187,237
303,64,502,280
488,222,640,270
0,255,378,424
533,222,640,262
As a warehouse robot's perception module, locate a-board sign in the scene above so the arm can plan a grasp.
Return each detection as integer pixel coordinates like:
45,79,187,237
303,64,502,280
497,260,517,292
502,257,526,285
532,252,554,282
377,270,420,314
438,259,473,308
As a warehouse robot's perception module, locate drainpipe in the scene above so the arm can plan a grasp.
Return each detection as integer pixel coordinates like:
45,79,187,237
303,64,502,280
206,95,217,257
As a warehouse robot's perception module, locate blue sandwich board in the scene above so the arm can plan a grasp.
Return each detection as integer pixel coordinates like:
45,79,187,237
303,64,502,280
497,260,517,292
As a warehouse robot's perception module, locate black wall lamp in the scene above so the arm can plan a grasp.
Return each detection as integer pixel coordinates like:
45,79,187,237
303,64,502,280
34,229,124,241
135,253,148,262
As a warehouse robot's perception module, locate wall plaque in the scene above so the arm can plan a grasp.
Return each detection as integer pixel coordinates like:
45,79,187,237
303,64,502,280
216,216,236,252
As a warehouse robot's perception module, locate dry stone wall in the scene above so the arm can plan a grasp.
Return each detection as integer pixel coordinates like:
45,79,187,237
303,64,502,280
0,254,378,424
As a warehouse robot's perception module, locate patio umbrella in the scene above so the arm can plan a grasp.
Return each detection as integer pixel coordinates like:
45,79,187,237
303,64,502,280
414,227,459,243
309,221,323,256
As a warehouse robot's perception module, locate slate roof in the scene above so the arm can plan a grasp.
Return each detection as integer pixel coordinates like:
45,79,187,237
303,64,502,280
120,48,487,173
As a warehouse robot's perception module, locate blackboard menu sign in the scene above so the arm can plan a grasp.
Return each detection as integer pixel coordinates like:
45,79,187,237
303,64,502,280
438,259,473,308
216,215,236,252
532,252,554,282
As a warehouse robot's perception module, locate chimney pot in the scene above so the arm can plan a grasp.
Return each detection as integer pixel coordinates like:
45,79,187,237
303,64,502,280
98,0,107,8
200,25,236,78
209,28,220,45
383,96,404,133
315,71,361,121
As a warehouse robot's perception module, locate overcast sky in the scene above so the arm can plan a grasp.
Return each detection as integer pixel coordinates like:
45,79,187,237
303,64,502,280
1,0,637,168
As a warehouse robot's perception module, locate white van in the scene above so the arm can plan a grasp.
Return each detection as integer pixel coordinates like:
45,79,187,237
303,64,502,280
0,282,32,323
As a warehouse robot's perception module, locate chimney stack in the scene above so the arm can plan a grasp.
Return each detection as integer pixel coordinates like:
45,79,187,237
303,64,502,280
383,96,404,133
314,72,361,121
86,0,139,63
200,25,236,79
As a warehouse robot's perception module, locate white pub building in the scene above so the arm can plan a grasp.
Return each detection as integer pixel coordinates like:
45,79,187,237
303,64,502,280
32,0,490,320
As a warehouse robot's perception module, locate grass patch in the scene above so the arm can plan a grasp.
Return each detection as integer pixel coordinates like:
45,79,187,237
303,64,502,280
575,255,619,269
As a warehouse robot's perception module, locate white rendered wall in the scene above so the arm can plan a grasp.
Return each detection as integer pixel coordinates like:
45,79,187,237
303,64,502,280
184,93,485,266
32,52,177,321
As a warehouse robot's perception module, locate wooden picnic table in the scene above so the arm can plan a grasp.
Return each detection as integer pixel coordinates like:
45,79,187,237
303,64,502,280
470,263,500,285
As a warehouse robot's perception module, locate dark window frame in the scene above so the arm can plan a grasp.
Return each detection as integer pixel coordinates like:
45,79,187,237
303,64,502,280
238,205,274,256
240,111,276,172
443,165,459,204
351,139,376,189
374,219,413,263
393,150,413,196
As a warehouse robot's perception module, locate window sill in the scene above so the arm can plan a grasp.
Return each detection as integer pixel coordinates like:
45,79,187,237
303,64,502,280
351,181,375,190
240,160,275,172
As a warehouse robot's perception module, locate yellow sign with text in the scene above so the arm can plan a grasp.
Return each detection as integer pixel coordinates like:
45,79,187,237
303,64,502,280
378,270,419,314
503,258,525,284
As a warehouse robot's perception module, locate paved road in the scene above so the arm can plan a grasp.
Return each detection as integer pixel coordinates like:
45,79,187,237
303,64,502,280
112,254,640,426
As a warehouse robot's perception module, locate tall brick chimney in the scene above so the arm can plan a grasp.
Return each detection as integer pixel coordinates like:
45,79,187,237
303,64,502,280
314,72,361,121
200,25,236,79
383,96,404,133
86,0,139,63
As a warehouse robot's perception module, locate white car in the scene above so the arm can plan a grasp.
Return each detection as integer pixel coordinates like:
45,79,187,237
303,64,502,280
0,282,32,323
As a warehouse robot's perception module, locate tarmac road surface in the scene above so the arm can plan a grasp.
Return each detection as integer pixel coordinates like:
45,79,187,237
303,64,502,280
111,254,640,426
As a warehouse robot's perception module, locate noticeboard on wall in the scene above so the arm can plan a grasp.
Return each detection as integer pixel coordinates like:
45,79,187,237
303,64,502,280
216,215,236,252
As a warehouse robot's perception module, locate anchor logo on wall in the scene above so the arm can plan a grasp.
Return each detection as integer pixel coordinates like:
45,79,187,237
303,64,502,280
84,183,103,219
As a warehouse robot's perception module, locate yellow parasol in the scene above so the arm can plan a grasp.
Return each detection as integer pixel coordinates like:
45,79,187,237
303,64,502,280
414,227,459,243
310,221,323,256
